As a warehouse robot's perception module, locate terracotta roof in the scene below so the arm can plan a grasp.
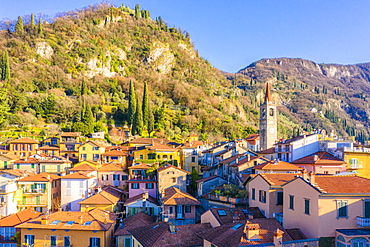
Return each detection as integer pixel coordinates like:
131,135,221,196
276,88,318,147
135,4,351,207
37,145,60,150
69,163,97,171
114,212,155,236
98,163,125,172
255,173,300,186
258,147,275,154
162,187,200,205
79,187,122,205
128,163,152,170
208,207,265,226
246,134,260,141
60,132,81,137
129,222,170,247
102,150,128,156
0,169,28,177
124,193,159,206
153,223,212,247
106,146,136,151
18,173,60,182
180,141,205,148
291,151,345,165
230,156,268,167
82,140,107,148
13,157,39,164
220,154,245,165
312,175,370,194
0,208,42,227
0,153,19,160
127,138,171,145
253,160,303,171
286,228,307,240
9,137,39,144
61,172,93,179
157,165,190,174
197,218,293,247
17,208,117,231
147,143,177,151
39,158,71,164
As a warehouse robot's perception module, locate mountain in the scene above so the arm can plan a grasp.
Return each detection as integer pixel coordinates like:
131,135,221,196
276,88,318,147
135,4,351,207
0,3,258,142
226,58,370,142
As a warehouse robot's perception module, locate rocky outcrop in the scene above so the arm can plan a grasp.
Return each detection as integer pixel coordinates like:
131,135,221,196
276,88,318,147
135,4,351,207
35,42,54,59
144,42,174,74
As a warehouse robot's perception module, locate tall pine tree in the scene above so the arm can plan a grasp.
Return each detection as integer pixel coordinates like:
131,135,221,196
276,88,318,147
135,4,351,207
15,16,24,33
142,82,149,130
2,51,10,81
30,13,35,30
82,103,95,135
132,96,143,136
127,80,136,126
135,4,141,19
38,18,43,35
147,104,154,137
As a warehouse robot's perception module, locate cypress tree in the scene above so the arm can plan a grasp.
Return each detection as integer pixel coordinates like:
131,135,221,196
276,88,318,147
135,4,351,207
3,51,10,81
30,13,35,30
147,104,154,137
83,103,95,134
127,80,136,126
15,16,24,33
81,80,88,96
132,96,143,136
135,4,141,19
142,82,149,130
38,18,43,35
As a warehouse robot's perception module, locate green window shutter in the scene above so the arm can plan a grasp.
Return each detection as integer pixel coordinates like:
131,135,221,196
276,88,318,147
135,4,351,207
42,184,46,190
36,196,40,205
22,196,26,204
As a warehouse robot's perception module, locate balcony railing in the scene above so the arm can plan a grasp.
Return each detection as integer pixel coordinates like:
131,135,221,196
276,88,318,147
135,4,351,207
22,189,46,194
129,175,155,181
349,164,363,169
344,147,370,153
357,216,370,227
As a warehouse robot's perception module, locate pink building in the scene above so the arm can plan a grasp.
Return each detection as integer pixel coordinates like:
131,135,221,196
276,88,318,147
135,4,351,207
128,163,156,198
98,163,128,189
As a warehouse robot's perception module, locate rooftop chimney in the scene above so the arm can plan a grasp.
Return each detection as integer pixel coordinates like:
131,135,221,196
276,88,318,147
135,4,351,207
309,172,316,185
273,229,284,247
302,169,308,180
41,216,49,225
313,155,318,162
79,215,83,225
244,222,260,240
170,223,177,234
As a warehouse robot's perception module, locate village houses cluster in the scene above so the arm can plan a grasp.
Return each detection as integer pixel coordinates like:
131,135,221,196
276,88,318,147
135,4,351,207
0,83,368,247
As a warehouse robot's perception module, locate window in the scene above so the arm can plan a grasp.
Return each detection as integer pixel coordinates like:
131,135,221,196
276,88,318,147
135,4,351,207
57,165,61,173
24,235,34,245
67,189,71,196
81,154,87,160
93,154,99,161
16,164,20,169
50,236,57,247
259,190,266,203
304,199,310,215
64,236,71,247
124,238,131,247
82,147,86,151
31,164,34,169
269,108,274,116
42,165,45,172
122,175,128,180
146,183,154,189
251,188,255,200
185,205,191,213
113,174,120,181
90,237,100,247
276,192,283,205
67,181,71,188
350,158,359,169
80,189,84,196
140,155,143,160
131,183,139,189
172,177,176,183
169,206,174,214
289,195,294,210
337,200,348,218
93,147,99,151
191,156,196,162
79,181,84,188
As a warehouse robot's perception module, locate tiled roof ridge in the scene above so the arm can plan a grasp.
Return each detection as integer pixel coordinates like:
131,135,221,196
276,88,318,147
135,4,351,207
88,208,111,230
260,174,275,186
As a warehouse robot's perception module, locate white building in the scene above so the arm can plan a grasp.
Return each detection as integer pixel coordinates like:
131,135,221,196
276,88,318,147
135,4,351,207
275,134,319,162
60,172,97,211
0,175,19,217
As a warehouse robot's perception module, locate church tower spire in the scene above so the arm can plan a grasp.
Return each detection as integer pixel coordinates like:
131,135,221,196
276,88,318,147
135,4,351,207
260,82,277,150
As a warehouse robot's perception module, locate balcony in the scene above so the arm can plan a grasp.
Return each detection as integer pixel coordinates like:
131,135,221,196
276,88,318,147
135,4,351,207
129,175,155,181
349,164,363,169
22,189,46,194
357,216,370,227
344,147,370,153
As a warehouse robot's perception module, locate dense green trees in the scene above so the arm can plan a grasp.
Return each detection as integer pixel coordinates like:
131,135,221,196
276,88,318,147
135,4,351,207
127,80,136,127
15,16,24,33
0,51,10,81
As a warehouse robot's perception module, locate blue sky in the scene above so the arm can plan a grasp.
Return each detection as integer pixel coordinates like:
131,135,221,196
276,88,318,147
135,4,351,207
1,0,370,72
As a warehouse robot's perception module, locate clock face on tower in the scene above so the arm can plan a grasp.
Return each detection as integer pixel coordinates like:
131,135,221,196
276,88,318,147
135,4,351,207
269,127,275,133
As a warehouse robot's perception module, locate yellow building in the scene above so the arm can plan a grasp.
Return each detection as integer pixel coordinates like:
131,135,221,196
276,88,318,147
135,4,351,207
282,174,370,239
78,141,107,163
59,132,82,161
8,137,39,159
342,147,370,178
133,143,180,167
0,153,18,169
73,160,101,170
16,173,61,213
38,158,72,176
17,208,117,247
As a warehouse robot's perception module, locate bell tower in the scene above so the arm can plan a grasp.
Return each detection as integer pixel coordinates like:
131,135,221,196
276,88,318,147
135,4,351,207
260,82,277,150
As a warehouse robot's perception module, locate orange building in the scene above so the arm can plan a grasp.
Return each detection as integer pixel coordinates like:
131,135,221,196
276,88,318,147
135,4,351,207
8,137,39,159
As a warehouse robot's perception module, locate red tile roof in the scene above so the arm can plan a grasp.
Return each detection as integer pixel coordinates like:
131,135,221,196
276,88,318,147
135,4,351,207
254,173,299,186
313,175,370,194
162,187,200,205
17,208,116,231
197,218,293,247
124,193,159,206
18,173,60,182
102,150,128,156
157,165,190,174
61,171,93,179
128,222,170,247
128,163,152,170
196,175,221,183
13,157,39,164
291,151,345,165
286,228,307,240
114,212,155,236
60,132,81,137
246,134,260,141
147,143,177,151
0,208,42,227
258,147,275,154
37,145,60,150
253,160,303,171
9,137,39,144
98,163,125,172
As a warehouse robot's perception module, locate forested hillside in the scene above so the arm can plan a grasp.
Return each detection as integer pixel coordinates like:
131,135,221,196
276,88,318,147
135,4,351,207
226,58,370,142
0,3,259,142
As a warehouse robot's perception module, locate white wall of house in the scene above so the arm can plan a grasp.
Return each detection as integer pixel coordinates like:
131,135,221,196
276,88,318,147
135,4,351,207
61,178,97,211
0,177,18,216
291,134,319,162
